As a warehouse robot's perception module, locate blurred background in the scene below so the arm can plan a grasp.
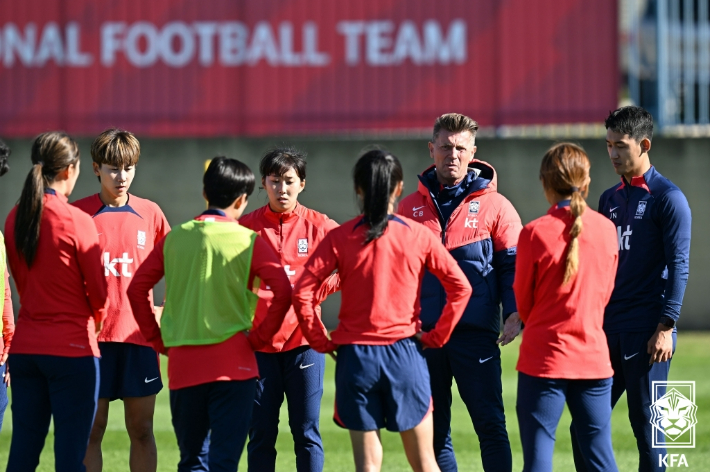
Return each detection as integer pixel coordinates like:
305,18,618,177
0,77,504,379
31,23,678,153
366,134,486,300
0,0,708,329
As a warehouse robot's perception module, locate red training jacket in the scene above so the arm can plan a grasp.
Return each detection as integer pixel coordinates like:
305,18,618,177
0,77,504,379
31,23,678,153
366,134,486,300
73,193,170,347
4,191,109,358
127,212,292,390
293,214,472,353
239,204,339,353
399,161,522,334
514,202,618,379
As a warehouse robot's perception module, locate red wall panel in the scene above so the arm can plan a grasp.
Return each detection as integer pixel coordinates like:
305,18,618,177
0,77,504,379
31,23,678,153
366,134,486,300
0,0,618,137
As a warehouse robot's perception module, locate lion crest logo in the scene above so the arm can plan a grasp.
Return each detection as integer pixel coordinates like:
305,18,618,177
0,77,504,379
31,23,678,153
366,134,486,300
650,387,698,443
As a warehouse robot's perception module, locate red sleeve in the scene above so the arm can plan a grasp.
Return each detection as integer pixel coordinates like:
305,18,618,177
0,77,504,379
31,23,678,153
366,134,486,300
512,225,536,324
492,196,523,252
314,272,340,305
155,209,171,243
419,230,472,348
246,236,293,351
127,238,167,354
2,270,14,356
74,215,109,324
292,234,338,353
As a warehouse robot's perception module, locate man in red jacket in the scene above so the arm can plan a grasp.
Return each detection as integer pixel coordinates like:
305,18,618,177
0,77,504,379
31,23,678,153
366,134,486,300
399,113,523,472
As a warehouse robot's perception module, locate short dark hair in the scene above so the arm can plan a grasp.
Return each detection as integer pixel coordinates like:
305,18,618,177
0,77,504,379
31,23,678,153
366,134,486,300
203,156,255,209
0,138,9,177
604,106,654,142
259,147,307,181
91,128,141,167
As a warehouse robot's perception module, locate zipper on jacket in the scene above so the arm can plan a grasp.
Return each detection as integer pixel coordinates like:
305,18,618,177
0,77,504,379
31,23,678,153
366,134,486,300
279,216,284,254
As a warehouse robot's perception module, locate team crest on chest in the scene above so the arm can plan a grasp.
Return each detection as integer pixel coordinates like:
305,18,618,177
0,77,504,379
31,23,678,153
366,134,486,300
468,201,480,214
635,201,647,219
137,230,146,247
298,238,308,254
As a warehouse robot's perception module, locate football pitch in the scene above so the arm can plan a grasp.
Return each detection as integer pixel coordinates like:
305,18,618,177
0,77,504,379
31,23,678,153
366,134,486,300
0,333,708,471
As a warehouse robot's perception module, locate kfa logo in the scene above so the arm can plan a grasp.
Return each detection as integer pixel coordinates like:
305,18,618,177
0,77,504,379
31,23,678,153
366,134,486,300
104,252,134,277
617,225,632,251
137,230,147,248
298,238,308,254
468,201,480,214
650,381,697,449
635,201,647,219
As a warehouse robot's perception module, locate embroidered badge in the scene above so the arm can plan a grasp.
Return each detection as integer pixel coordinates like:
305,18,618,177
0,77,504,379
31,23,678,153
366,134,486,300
469,201,480,214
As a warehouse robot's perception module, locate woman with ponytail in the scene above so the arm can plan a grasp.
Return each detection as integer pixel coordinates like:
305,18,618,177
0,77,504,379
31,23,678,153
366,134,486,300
3,132,108,471
293,149,471,472
513,143,619,472
0,138,16,434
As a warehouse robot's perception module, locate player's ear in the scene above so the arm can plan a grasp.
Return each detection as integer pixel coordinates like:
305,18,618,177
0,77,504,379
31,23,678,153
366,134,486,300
92,162,101,176
234,193,248,210
394,180,404,198
298,178,305,193
640,138,651,154
428,141,435,160
202,189,208,203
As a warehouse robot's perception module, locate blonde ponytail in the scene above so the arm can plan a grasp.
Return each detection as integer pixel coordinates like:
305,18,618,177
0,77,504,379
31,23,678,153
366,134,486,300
539,142,591,285
564,189,587,284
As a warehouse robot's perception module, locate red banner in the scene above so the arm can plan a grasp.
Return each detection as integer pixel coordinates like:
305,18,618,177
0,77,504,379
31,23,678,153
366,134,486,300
0,0,617,137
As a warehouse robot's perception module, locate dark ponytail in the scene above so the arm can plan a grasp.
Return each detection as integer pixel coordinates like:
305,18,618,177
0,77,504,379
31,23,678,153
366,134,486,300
15,132,80,267
0,139,9,177
353,149,403,244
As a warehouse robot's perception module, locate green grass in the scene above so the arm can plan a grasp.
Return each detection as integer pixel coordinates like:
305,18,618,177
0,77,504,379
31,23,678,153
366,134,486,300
1,333,709,471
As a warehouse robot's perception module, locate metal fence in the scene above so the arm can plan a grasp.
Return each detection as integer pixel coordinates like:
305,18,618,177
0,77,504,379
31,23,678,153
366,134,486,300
629,0,710,134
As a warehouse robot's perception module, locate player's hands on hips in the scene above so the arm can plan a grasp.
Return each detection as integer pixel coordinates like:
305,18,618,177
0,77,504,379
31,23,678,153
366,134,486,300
497,312,521,346
95,319,103,335
647,323,673,365
2,363,8,387
414,331,426,350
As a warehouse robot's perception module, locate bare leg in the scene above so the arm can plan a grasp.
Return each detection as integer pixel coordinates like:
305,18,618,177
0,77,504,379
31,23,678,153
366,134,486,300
124,395,158,472
349,429,383,472
400,412,441,472
84,398,110,472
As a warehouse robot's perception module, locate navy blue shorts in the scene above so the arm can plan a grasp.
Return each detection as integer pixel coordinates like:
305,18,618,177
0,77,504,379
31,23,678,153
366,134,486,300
99,342,162,400
334,338,432,432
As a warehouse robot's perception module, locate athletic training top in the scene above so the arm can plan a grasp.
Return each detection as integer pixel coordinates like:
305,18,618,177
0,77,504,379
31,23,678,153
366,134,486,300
4,190,108,357
399,161,522,334
514,202,618,379
239,203,339,353
0,232,15,358
598,166,691,333
293,214,472,353
73,194,170,347
128,211,292,390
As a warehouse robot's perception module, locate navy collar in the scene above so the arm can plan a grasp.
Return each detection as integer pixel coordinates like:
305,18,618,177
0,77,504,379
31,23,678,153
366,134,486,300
353,214,410,231
201,209,227,217
44,188,57,195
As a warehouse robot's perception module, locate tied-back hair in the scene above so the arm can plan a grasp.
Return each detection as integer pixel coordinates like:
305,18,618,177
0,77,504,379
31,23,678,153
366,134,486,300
353,149,403,244
539,143,591,284
15,132,80,267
